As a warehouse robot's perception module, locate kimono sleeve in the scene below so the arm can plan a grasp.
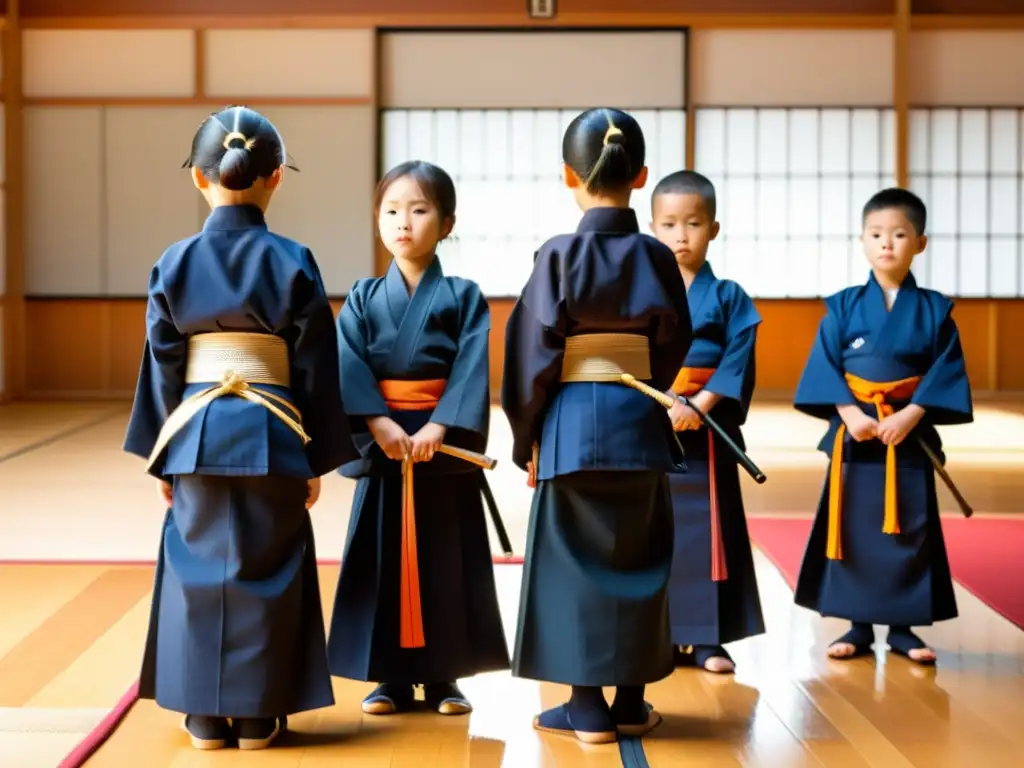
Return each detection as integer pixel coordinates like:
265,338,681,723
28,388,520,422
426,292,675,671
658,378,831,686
646,248,693,391
335,283,390,419
122,263,187,475
290,251,358,476
911,302,973,425
705,282,761,418
500,249,568,471
430,280,490,438
793,299,857,420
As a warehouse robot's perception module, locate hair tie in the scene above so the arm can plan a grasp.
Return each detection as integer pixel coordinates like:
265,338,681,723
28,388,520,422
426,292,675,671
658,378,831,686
603,124,624,145
223,131,256,151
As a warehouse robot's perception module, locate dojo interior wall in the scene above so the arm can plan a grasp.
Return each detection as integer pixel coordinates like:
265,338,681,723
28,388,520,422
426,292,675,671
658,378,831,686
1,2,1024,402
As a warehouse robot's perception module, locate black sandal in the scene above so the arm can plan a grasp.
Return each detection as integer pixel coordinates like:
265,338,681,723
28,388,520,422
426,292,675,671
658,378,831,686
886,628,937,666
361,683,414,715
675,644,736,672
827,624,874,660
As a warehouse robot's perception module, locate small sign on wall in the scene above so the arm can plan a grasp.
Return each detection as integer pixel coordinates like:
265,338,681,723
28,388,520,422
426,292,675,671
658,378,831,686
528,0,556,19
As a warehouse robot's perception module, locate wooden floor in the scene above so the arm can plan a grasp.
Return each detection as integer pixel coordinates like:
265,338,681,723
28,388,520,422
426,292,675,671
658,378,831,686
1,400,1023,767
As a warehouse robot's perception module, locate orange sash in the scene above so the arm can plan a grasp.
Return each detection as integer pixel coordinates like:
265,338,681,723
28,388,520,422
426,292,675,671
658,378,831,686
378,378,447,649
672,367,727,582
826,373,921,560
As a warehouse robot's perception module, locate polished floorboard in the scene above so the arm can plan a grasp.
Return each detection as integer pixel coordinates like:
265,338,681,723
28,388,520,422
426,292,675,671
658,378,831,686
1,401,1022,766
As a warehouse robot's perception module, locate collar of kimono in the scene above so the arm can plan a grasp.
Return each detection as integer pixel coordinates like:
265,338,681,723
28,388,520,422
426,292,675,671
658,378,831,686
203,203,268,231
576,205,640,234
868,268,917,292
826,373,922,561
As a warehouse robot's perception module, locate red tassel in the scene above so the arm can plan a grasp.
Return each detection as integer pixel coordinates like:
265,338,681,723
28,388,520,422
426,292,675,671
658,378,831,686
708,429,728,582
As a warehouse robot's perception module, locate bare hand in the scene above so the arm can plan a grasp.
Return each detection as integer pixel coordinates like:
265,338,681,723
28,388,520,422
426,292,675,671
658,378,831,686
157,480,172,507
306,476,321,509
525,441,539,488
837,404,878,442
668,400,702,431
409,422,447,463
367,416,411,461
877,405,924,446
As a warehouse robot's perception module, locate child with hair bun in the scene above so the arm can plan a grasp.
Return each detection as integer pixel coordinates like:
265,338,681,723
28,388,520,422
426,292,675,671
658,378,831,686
124,105,355,751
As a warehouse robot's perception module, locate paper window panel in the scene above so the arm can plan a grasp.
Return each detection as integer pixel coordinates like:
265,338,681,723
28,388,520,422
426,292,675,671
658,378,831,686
694,106,895,298
957,238,989,298
253,105,376,295
380,108,686,297
103,107,214,296
23,107,104,295
909,107,1024,297
987,239,1018,298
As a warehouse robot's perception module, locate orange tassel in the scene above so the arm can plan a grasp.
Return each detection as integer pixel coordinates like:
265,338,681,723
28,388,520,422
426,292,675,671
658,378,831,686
399,458,425,649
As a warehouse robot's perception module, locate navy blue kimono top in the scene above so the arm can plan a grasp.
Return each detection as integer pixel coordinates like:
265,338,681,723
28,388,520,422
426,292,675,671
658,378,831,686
794,271,973,463
335,257,491,478
123,204,357,480
681,261,761,431
501,206,693,479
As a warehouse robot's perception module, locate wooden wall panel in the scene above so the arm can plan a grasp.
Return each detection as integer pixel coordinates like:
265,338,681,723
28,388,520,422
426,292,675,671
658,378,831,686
0,166,5,300
18,0,892,17
23,30,194,97
691,30,893,106
913,0,1024,13
995,302,1024,390
204,29,373,98
560,0,893,9
0,104,6,195
380,31,686,109
108,299,147,393
24,299,107,395
909,31,1024,106
0,301,5,402
21,0,526,16
20,297,1024,400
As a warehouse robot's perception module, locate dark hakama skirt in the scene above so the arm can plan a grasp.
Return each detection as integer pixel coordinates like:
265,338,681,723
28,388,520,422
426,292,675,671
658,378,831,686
667,455,765,646
794,461,958,626
326,471,510,684
139,475,333,717
512,470,675,687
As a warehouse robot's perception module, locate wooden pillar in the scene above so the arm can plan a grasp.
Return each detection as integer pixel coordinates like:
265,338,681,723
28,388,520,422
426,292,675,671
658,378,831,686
371,28,388,277
684,28,695,170
894,0,910,188
2,0,24,401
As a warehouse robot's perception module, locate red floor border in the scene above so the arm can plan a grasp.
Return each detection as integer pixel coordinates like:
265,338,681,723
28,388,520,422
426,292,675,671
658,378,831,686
57,681,140,768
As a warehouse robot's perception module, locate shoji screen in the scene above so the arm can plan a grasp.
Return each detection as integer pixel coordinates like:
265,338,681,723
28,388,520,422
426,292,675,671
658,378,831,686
379,31,688,298
908,32,1024,298
690,29,896,298
21,29,375,298
694,107,897,297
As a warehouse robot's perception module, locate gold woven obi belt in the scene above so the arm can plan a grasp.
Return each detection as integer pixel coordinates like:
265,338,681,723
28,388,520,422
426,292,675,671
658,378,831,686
560,333,652,382
144,332,308,472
